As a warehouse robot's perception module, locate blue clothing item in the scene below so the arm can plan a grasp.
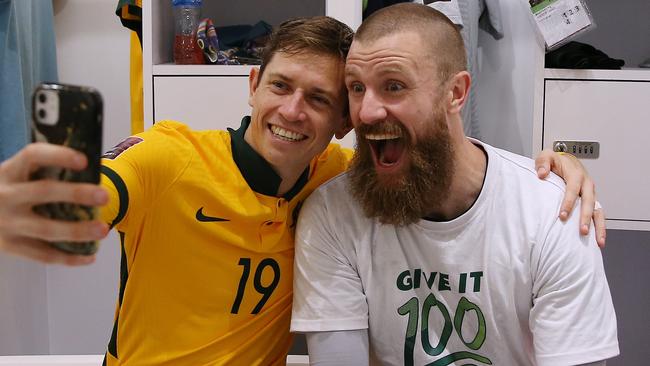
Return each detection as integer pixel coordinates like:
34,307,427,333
0,0,58,161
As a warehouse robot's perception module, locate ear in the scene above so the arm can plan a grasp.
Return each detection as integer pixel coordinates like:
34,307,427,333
248,67,260,108
334,116,353,139
446,71,471,114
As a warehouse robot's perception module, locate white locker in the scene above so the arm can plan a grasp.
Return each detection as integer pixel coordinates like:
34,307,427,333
533,68,650,231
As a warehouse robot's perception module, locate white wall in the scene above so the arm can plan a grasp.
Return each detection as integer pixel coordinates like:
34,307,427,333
576,0,650,68
0,0,129,356
0,257,49,355
47,0,129,354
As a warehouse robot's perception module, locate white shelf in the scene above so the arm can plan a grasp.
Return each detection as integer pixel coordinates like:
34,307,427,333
144,0,362,129
544,68,650,80
153,64,255,76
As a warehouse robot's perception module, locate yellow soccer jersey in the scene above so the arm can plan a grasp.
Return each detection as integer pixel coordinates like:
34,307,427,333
99,118,351,365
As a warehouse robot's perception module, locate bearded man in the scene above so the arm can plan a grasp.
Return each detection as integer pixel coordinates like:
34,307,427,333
290,3,619,366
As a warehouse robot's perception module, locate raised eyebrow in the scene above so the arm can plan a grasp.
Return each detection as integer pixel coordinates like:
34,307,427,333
345,63,410,80
344,63,362,77
377,65,410,77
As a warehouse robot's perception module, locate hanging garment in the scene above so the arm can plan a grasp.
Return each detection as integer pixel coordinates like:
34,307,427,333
545,41,625,69
115,0,144,134
0,0,58,161
459,0,503,139
423,0,504,139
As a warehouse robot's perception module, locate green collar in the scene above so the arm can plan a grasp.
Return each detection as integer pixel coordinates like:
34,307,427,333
228,117,309,201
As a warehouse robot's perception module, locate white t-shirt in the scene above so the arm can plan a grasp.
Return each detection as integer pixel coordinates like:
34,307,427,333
291,140,619,366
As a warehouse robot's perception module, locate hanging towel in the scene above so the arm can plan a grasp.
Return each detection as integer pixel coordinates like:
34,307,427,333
0,0,58,161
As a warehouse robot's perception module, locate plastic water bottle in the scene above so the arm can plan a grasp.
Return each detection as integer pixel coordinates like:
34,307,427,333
172,0,204,64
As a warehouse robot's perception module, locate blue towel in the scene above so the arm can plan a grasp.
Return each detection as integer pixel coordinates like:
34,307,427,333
0,0,58,161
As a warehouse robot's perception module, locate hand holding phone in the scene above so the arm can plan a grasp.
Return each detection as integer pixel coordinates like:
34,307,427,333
30,83,104,255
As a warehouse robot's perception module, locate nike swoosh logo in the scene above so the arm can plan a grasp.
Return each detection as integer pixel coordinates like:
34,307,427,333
196,207,229,222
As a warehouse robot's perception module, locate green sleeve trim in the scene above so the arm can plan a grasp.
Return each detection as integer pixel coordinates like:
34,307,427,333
101,165,129,229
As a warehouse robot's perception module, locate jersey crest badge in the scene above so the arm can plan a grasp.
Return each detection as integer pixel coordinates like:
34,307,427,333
102,136,144,160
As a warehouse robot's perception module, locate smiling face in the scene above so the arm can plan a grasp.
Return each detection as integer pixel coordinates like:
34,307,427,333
345,31,456,225
245,51,348,178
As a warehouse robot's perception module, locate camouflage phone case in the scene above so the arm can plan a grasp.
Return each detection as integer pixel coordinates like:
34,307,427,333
31,83,103,255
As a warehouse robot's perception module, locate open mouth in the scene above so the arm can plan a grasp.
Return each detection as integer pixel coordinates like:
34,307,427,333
270,125,307,142
365,132,405,167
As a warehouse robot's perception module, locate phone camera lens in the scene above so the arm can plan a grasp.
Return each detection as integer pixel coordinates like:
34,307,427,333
38,109,46,119
38,93,47,103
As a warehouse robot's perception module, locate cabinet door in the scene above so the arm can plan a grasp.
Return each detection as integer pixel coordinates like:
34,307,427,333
542,78,650,229
153,76,251,131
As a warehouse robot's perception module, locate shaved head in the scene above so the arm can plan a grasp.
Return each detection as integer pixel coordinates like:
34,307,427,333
354,3,467,82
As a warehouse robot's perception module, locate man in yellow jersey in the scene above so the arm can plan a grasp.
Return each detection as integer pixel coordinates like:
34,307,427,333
0,16,602,366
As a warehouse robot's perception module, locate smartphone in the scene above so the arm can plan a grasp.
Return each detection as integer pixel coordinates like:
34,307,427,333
31,83,103,255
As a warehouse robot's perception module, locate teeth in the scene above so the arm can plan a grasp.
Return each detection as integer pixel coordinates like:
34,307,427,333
270,125,306,141
365,133,401,141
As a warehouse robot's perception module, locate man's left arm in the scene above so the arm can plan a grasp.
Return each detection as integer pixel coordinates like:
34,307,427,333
530,200,619,366
535,149,606,247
